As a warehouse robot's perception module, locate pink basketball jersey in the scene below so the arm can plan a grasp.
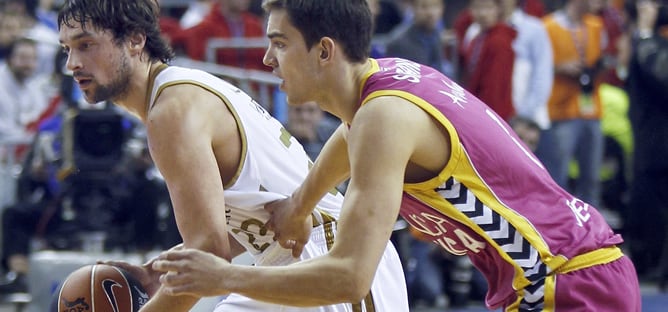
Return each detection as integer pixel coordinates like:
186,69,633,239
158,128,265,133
359,58,623,309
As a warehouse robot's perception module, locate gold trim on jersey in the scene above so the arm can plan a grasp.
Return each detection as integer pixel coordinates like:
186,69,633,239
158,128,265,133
359,59,381,99
553,246,623,274
150,80,248,189
145,63,169,112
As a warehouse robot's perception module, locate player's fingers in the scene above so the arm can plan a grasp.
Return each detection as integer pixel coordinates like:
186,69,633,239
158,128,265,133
279,239,296,250
152,258,187,273
291,242,305,258
159,271,188,289
143,255,159,267
157,248,193,261
168,243,184,251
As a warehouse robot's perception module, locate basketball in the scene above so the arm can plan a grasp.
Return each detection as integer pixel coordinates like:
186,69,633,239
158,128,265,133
50,264,149,312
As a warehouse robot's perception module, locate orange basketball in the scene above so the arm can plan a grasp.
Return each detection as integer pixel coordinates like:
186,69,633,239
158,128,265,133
50,264,149,312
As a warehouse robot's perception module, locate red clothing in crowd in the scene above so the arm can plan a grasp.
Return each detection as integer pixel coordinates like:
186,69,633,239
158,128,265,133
462,23,517,121
520,0,546,18
175,3,267,71
159,16,183,47
453,0,544,47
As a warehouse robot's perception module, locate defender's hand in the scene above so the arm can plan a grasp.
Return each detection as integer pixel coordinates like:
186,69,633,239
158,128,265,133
264,197,313,258
153,248,231,297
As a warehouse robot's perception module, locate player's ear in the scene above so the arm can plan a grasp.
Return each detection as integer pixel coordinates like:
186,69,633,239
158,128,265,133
318,37,335,62
128,32,147,55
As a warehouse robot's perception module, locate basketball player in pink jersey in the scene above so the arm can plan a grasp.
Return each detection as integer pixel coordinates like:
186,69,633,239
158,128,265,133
153,0,641,311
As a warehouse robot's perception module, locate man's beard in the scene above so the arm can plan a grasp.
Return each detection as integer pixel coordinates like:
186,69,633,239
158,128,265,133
89,53,131,103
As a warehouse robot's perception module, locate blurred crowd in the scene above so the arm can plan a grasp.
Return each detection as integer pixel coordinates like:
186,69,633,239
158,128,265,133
1,0,667,310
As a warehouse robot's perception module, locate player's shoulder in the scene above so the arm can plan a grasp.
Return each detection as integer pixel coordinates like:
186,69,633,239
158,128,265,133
353,95,432,135
146,85,230,140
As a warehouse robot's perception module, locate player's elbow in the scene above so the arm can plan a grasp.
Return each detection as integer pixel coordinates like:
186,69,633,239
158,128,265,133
347,282,373,303
339,267,374,303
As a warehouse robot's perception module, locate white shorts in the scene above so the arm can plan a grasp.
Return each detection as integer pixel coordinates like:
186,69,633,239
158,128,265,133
213,223,409,312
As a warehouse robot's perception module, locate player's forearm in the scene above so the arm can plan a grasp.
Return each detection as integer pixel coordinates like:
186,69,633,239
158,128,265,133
293,125,350,213
224,255,366,306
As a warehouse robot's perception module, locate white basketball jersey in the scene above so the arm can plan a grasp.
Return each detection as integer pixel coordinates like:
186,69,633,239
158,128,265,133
147,66,344,260
147,66,408,312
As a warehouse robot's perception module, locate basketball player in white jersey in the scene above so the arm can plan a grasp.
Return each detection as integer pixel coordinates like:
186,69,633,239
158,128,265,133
56,0,408,311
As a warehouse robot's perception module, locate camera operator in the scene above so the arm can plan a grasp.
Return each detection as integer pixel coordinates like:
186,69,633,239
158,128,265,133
622,0,668,287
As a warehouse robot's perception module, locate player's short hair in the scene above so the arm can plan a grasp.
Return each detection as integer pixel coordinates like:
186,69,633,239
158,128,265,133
262,0,373,63
57,0,174,64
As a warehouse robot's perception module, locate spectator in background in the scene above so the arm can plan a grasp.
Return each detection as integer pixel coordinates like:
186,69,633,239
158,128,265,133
590,0,628,87
179,0,215,29
623,0,668,285
285,101,339,161
540,0,606,207
501,0,554,130
453,0,544,62
385,0,446,73
175,0,266,71
0,9,26,60
2,0,59,76
461,0,517,121
0,38,50,139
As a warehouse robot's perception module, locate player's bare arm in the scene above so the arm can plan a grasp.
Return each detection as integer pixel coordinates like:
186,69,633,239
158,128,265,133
154,96,445,306
265,123,350,256
139,84,234,312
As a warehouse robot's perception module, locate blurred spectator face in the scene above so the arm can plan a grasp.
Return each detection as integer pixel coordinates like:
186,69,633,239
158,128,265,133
8,40,38,83
589,0,607,13
287,101,323,142
471,0,502,30
570,0,592,15
412,0,444,31
499,0,518,17
0,14,27,48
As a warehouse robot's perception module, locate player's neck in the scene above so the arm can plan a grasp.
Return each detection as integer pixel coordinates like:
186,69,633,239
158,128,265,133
320,59,373,124
114,61,163,121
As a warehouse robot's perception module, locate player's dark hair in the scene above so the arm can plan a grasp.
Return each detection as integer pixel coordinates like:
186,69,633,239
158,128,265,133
262,0,373,63
57,0,174,63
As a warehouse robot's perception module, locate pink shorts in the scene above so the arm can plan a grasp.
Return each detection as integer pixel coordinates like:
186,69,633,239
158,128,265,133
503,255,641,311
